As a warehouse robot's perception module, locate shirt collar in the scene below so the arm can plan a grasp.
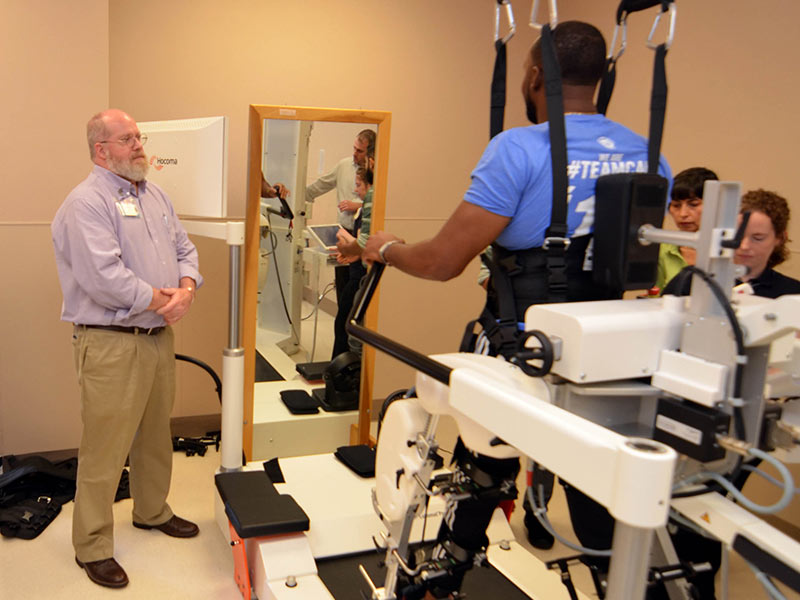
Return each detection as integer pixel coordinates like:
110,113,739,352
92,164,148,197
747,269,774,289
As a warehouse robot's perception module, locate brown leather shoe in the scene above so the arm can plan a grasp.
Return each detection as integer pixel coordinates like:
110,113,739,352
132,514,199,538
75,556,129,588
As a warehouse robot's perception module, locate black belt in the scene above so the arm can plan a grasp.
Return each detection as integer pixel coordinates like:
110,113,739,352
77,324,165,336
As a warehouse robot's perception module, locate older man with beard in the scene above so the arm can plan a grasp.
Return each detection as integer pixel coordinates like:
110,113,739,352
52,109,202,589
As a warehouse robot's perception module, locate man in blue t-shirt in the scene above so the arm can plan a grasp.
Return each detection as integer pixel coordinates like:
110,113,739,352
364,21,672,600
466,114,670,251
365,23,670,283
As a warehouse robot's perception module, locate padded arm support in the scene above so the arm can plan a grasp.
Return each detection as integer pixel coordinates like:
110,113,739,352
215,471,309,538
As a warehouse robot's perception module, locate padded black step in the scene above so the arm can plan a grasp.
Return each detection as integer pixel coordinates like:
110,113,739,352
215,470,309,538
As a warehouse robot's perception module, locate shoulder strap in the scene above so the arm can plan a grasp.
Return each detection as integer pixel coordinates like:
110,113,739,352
539,24,570,303
597,1,672,116
596,56,618,116
647,43,668,174
490,38,508,139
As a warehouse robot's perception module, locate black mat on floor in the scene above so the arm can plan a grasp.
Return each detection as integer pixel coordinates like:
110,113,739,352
317,545,531,599
255,350,283,382
296,360,329,382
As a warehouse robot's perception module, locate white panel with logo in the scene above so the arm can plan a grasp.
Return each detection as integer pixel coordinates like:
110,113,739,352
138,116,228,218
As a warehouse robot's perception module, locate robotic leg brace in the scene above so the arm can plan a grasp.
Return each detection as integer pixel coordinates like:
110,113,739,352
399,439,520,599
364,354,549,600
361,350,676,600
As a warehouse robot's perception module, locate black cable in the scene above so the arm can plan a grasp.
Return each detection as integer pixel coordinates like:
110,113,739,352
302,282,336,321
266,213,301,344
175,354,222,404
376,388,414,439
421,491,430,551
671,480,726,499
680,265,747,441
667,264,749,488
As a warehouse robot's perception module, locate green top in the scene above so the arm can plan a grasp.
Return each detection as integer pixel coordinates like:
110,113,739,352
656,243,688,291
356,187,373,249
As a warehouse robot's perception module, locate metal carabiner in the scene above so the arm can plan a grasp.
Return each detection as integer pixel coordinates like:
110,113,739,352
529,0,558,31
646,1,677,50
607,17,628,62
495,0,516,44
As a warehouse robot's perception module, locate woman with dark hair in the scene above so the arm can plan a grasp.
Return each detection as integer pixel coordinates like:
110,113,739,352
734,189,800,297
656,167,718,290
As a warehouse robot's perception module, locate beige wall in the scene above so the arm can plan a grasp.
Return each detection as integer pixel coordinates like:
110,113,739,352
0,0,109,454
3,1,800,458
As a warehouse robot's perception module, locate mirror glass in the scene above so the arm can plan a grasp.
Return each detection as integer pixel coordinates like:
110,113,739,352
257,120,373,366
242,106,390,460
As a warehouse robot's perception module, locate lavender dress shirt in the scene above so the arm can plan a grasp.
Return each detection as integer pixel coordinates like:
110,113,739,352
52,165,203,328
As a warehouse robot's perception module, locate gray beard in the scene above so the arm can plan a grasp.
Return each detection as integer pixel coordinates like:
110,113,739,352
107,154,149,182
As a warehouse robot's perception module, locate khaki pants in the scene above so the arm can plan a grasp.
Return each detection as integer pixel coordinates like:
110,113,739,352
71,326,176,562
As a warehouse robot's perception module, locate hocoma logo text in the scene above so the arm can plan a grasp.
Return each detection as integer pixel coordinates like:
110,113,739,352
149,156,178,171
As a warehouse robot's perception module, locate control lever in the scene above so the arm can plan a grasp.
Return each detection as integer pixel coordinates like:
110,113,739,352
263,185,294,221
720,210,751,249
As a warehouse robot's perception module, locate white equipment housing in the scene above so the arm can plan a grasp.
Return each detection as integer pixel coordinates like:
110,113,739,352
139,115,228,218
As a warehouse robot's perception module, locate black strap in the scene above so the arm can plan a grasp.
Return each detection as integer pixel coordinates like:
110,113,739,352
549,559,581,600
0,497,63,540
598,0,673,118
539,24,569,303
596,57,617,116
648,43,668,174
541,25,567,240
486,250,520,324
459,252,520,357
0,456,77,490
490,38,508,139
616,0,670,22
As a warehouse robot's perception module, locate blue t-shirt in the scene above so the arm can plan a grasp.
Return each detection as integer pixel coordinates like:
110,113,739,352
464,114,672,250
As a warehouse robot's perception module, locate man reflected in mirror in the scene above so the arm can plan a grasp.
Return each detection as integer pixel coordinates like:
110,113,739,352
306,129,376,311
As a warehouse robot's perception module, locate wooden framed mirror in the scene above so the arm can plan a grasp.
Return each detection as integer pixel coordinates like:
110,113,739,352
242,105,391,460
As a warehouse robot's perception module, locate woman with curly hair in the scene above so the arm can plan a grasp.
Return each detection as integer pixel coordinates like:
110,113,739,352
663,188,800,298
735,189,800,298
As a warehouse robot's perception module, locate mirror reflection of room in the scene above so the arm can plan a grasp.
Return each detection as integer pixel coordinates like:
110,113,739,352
332,164,374,361
255,120,377,384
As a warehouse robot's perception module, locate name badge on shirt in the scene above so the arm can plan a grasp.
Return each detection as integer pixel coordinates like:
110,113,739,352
116,198,140,217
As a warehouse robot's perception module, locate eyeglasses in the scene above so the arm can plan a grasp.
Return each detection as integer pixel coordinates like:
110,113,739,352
99,134,148,148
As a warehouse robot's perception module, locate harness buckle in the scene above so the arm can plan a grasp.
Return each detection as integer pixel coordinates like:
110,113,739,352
485,318,520,358
542,236,571,251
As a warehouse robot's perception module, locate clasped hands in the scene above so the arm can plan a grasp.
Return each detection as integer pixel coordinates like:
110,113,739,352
150,286,194,324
